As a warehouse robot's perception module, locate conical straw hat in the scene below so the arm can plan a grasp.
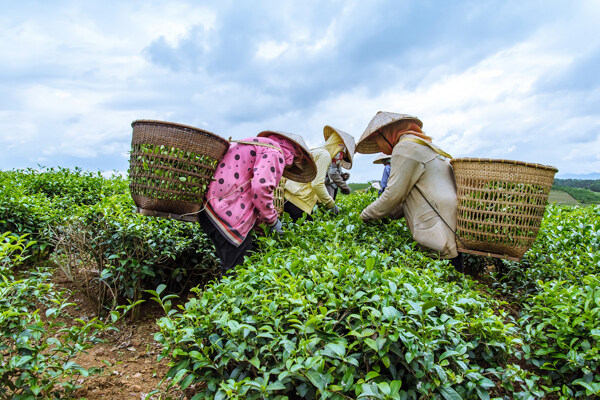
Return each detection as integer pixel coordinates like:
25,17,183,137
257,130,317,183
323,126,356,169
373,153,391,165
356,111,423,154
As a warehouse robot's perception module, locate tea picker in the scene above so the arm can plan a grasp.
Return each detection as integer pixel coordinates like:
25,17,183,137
357,111,558,273
372,153,391,196
128,120,316,275
325,162,351,200
356,112,463,270
284,125,356,221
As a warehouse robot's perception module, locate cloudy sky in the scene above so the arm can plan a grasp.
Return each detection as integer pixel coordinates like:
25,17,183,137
1,0,599,181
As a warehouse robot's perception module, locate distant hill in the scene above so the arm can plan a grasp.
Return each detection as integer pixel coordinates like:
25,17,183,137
552,186,600,204
556,172,600,179
553,178,600,193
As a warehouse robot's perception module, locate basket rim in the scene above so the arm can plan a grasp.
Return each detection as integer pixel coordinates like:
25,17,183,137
450,157,558,172
131,119,229,145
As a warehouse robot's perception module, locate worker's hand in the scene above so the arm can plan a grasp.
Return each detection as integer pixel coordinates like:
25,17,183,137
360,210,372,223
341,187,351,195
269,218,283,234
329,205,340,215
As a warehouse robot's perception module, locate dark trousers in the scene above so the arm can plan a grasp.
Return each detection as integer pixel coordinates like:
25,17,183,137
283,202,313,223
199,211,253,275
326,185,338,201
451,253,464,273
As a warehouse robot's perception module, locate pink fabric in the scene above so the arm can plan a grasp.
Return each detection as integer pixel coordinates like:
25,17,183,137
205,137,291,247
260,134,297,166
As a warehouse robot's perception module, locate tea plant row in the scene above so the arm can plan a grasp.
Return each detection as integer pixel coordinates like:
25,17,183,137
1,168,599,398
153,191,600,399
0,168,219,315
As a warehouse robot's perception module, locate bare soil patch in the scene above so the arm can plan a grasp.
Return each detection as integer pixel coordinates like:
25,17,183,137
52,272,185,400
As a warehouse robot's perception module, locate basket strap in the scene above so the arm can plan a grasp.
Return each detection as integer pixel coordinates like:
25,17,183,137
400,137,453,159
413,185,469,252
231,140,284,155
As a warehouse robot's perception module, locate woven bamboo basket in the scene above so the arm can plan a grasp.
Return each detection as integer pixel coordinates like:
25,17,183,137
274,177,287,215
450,158,558,261
129,120,229,221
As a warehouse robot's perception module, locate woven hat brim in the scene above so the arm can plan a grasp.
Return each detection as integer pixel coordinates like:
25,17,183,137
356,111,423,154
323,125,356,169
257,130,317,183
373,153,391,164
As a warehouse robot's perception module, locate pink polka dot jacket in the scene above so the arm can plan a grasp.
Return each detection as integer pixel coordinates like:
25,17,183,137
204,136,292,247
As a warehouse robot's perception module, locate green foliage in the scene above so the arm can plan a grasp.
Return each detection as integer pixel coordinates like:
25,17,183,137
553,186,600,203
53,193,219,315
1,166,127,204
0,232,136,399
490,204,600,299
554,178,600,193
348,183,371,192
0,167,128,257
548,190,578,205
0,167,219,316
519,276,600,398
152,192,540,399
3,167,599,398
129,144,217,202
481,204,600,398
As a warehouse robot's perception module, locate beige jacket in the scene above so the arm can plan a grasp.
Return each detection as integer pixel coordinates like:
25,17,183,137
360,135,458,259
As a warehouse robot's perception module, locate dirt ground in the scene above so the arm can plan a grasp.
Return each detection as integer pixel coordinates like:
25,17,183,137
52,273,186,400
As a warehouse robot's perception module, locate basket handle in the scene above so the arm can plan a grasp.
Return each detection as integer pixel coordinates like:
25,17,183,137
230,139,284,155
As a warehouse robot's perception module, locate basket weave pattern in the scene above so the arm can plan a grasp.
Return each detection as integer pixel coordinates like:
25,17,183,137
451,158,557,259
129,120,229,216
274,177,287,215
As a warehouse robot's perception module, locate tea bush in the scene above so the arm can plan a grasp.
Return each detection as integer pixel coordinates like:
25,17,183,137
152,193,542,399
1,167,127,205
518,275,600,398
53,193,219,315
1,168,219,316
0,167,128,257
490,204,600,299
0,232,134,399
482,204,600,398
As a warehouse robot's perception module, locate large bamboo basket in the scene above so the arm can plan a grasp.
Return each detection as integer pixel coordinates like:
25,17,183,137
129,120,229,221
450,158,558,261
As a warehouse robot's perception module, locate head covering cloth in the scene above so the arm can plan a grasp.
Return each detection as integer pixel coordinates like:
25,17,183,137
356,111,431,155
257,130,317,183
323,126,356,169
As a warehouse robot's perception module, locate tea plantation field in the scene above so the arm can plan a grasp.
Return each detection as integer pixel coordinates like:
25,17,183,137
1,168,600,399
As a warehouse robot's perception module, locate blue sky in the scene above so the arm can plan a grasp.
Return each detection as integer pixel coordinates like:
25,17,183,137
1,0,599,181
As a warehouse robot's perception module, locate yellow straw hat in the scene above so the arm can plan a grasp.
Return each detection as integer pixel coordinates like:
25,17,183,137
323,125,356,169
356,111,423,154
257,130,317,183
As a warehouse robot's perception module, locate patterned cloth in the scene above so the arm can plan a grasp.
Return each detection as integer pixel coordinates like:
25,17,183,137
205,136,295,246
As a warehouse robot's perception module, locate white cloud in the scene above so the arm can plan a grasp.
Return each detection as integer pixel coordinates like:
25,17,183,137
255,41,290,60
0,0,599,181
